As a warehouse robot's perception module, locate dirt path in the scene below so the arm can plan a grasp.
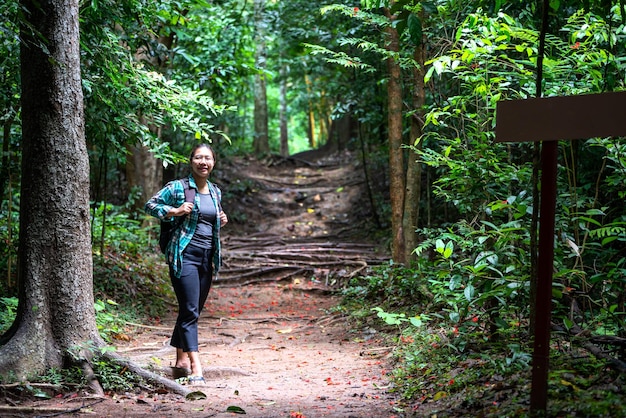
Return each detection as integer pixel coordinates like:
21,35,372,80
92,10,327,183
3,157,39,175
115,154,397,417
7,153,399,417
110,283,398,417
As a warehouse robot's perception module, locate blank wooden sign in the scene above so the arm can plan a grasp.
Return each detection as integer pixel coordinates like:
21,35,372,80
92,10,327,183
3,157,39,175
496,91,626,143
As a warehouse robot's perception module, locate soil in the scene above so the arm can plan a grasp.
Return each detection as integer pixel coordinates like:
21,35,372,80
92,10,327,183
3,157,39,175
3,152,403,418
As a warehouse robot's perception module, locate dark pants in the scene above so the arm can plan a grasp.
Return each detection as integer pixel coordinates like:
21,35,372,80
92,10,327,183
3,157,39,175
170,244,213,352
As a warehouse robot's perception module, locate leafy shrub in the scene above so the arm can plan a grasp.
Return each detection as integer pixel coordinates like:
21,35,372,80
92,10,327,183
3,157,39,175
0,297,18,335
90,202,153,256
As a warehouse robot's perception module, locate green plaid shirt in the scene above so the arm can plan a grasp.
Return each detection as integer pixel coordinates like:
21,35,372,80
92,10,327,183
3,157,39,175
145,175,222,279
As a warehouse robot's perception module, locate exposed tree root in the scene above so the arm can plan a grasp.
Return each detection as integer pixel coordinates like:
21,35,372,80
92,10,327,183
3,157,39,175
104,352,193,397
217,234,387,288
80,360,104,396
0,398,105,416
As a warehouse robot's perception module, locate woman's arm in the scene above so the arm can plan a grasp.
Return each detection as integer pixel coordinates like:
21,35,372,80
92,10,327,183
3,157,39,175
145,181,184,220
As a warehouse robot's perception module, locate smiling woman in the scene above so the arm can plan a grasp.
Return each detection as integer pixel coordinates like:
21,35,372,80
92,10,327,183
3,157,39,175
144,143,228,386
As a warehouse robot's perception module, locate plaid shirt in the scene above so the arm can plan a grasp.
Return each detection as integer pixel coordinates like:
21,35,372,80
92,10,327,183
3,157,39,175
145,175,222,279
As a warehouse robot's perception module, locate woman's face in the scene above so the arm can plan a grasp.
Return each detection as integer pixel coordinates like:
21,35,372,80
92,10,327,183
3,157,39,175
190,146,215,179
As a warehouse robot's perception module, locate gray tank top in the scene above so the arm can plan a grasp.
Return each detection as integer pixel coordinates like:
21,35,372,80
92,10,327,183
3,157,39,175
189,192,217,249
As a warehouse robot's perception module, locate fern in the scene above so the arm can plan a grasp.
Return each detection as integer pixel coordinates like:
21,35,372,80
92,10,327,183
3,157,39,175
588,222,626,245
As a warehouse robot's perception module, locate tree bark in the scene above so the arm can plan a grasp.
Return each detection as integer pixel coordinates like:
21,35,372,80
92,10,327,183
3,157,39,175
253,0,269,154
384,7,405,263
0,0,103,378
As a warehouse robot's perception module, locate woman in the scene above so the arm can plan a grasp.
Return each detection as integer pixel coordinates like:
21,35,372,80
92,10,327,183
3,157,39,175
145,144,228,385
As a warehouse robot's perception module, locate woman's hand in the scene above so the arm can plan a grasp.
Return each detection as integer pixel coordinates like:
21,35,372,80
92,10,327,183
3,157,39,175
168,202,193,218
219,210,228,226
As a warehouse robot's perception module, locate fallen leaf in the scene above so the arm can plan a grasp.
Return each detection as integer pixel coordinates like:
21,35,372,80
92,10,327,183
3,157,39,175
226,405,247,414
433,391,447,401
186,391,207,401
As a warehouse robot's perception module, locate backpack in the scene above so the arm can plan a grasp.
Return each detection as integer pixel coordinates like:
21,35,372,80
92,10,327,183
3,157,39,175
158,178,196,253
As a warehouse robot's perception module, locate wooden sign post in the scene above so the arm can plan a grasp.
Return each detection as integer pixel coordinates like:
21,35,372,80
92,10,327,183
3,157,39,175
495,90,626,413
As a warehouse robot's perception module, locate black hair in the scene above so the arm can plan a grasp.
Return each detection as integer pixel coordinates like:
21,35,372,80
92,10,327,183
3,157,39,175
189,143,216,164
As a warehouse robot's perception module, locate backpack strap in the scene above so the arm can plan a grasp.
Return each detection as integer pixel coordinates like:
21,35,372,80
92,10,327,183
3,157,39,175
182,178,196,203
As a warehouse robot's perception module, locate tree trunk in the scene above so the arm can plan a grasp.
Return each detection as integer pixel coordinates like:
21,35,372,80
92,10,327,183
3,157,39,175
253,0,269,154
0,0,103,379
384,8,405,264
279,65,289,157
305,75,316,148
126,141,163,214
402,25,426,265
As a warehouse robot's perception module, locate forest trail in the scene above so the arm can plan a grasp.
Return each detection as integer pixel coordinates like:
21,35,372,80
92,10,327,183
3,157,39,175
2,152,401,418
112,153,397,417
215,151,389,288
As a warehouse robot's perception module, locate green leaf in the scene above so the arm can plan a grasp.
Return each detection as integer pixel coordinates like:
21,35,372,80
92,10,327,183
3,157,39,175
601,236,618,245
226,406,247,414
185,390,207,400
464,283,475,302
562,317,573,330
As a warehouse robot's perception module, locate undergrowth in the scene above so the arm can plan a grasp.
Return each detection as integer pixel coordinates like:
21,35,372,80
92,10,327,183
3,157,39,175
341,251,626,417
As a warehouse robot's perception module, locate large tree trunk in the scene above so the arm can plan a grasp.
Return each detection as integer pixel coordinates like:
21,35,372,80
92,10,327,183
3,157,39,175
384,7,406,264
253,0,269,154
0,0,103,379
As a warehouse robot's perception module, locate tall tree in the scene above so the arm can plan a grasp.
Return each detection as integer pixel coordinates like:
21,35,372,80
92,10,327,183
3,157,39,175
384,4,406,263
253,0,270,154
403,8,426,264
0,0,101,380
279,65,290,156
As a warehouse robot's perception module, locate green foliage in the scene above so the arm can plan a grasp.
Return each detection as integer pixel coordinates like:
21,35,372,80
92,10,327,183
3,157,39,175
372,306,430,328
90,202,152,256
92,356,146,392
61,342,145,393
94,299,128,342
0,195,19,296
93,248,172,319
88,202,172,317
0,297,17,335
79,0,232,161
